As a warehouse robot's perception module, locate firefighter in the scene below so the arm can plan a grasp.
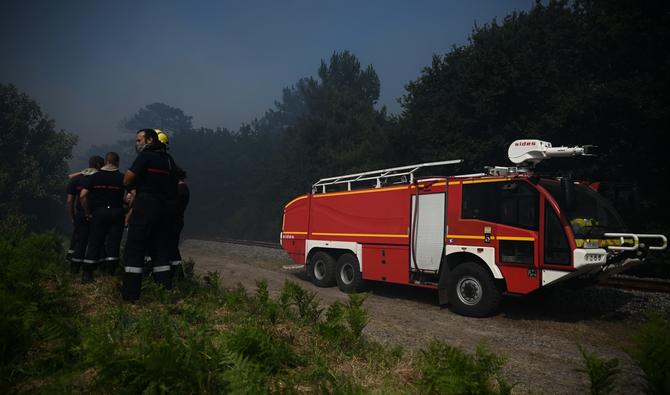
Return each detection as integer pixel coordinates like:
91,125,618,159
79,152,125,282
66,155,104,274
121,128,178,301
169,167,190,278
152,130,189,278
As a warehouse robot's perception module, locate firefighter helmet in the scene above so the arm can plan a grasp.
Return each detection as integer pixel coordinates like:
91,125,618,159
156,129,169,149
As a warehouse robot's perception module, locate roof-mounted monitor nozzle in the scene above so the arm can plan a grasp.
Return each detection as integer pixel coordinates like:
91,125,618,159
507,139,595,165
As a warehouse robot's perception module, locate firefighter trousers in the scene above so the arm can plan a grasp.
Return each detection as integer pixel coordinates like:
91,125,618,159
70,212,90,273
166,199,185,277
83,207,124,279
122,194,174,301
170,216,184,277
67,228,77,262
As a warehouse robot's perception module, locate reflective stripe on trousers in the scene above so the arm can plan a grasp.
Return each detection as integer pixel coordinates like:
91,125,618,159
153,265,171,273
124,266,143,274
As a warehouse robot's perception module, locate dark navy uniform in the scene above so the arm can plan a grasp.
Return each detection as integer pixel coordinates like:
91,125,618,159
168,180,190,276
66,174,89,272
122,145,178,301
81,169,125,280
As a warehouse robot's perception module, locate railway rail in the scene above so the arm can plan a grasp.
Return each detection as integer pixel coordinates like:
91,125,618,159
214,238,670,294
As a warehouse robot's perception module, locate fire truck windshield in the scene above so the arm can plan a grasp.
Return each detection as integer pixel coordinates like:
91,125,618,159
539,179,627,238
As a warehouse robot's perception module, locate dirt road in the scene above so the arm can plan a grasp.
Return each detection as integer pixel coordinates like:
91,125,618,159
181,239,669,394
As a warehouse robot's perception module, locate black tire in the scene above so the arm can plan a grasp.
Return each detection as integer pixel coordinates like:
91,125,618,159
308,251,337,287
336,253,365,293
447,262,501,317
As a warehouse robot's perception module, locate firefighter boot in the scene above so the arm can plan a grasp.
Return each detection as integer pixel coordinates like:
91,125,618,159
170,263,184,282
106,260,117,276
153,270,173,290
82,267,95,283
121,272,142,301
70,261,81,275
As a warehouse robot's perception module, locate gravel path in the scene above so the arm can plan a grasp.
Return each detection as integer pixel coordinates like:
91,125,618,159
180,239,670,394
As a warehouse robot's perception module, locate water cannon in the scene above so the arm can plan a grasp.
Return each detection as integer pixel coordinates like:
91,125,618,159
508,139,595,166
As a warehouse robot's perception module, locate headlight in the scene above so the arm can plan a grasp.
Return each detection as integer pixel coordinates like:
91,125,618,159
583,241,600,249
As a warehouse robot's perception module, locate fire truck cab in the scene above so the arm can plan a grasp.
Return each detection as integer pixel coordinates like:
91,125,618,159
280,139,667,317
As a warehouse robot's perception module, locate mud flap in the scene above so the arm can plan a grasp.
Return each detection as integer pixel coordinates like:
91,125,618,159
438,265,449,306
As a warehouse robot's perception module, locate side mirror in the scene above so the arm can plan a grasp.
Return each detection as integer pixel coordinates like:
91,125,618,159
561,178,576,211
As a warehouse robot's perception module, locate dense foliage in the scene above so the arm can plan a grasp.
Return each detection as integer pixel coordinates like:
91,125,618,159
0,84,77,230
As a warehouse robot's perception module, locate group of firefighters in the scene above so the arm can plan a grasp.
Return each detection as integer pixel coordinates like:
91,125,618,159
66,128,190,302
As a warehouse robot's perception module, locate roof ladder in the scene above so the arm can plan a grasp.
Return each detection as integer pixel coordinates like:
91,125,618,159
311,159,463,194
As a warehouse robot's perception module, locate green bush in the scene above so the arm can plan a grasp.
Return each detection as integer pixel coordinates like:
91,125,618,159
0,227,78,391
628,313,670,394
578,344,620,395
254,279,280,324
417,341,511,395
222,325,303,374
279,280,323,323
83,307,232,394
318,294,369,352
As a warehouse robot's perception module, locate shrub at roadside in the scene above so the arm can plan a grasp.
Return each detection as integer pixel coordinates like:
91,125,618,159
578,344,620,395
628,313,670,395
417,341,512,395
0,227,79,392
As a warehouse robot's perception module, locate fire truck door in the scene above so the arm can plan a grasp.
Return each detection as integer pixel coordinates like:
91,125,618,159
410,193,445,272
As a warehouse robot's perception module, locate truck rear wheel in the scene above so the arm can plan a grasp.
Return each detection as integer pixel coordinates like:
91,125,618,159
336,253,365,293
308,251,336,287
447,262,501,317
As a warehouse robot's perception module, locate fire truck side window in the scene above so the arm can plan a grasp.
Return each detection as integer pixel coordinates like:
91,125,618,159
461,183,497,221
499,182,539,230
544,202,571,265
500,240,534,264
462,181,538,230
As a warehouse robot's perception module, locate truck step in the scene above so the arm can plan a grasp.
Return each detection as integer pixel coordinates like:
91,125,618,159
282,264,305,271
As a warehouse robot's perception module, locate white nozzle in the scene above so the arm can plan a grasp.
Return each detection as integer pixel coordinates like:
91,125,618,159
508,139,592,165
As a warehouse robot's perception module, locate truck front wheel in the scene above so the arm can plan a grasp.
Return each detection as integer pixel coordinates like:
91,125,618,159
447,262,501,317
336,253,365,293
308,251,336,287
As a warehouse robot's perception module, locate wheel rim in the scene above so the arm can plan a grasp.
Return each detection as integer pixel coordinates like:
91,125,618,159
340,263,354,285
313,259,326,280
457,276,482,306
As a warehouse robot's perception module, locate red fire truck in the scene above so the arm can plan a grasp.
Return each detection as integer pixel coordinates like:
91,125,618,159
280,139,667,317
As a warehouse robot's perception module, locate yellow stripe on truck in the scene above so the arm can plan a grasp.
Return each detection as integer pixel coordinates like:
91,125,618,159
447,234,492,240
446,234,535,242
313,186,408,198
284,195,308,209
497,236,535,241
312,232,408,238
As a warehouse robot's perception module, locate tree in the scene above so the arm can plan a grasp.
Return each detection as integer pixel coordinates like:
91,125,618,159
285,51,389,191
0,84,77,229
394,0,669,233
80,102,195,173
123,102,193,134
